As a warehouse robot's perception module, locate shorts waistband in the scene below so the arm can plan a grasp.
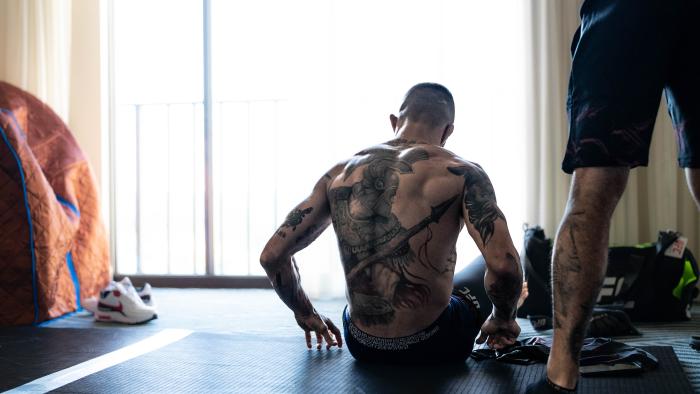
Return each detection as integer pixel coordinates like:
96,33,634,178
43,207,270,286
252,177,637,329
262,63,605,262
343,306,442,351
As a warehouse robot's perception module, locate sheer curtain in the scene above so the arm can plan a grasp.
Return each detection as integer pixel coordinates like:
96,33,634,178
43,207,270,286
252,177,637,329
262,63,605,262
0,0,106,219
525,0,700,253
0,0,72,122
524,0,579,235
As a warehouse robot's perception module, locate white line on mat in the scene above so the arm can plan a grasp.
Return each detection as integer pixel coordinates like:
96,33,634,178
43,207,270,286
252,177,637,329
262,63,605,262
4,328,193,393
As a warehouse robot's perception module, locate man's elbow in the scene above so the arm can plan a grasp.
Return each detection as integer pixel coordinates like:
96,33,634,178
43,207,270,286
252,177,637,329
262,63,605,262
489,253,522,280
259,248,280,271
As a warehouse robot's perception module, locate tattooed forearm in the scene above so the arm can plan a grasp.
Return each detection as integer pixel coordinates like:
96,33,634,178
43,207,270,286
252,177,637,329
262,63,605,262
267,257,314,317
487,274,521,320
486,252,522,320
448,165,505,246
281,207,313,231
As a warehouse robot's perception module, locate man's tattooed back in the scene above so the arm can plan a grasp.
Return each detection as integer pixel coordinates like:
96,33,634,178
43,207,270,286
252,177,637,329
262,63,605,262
326,139,503,336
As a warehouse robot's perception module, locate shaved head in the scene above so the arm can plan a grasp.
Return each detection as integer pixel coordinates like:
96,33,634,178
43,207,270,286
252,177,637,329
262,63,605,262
398,83,455,127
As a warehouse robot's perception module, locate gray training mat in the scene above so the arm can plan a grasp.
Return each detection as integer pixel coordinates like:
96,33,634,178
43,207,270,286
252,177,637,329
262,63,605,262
0,328,685,394
0,327,156,391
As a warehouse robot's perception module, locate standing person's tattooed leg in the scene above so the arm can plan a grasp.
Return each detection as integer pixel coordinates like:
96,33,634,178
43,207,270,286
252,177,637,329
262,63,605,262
548,167,628,390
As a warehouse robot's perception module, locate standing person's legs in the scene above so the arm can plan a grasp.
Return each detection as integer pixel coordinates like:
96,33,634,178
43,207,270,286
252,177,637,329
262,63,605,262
668,0,700,212
546,0,681,389
546,168,628,389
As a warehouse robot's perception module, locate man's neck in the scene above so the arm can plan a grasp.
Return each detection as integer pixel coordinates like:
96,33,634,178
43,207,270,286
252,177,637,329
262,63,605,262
394,123,443,146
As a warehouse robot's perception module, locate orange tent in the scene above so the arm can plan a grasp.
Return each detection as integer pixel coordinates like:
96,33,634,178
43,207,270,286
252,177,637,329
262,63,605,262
0,82,110,326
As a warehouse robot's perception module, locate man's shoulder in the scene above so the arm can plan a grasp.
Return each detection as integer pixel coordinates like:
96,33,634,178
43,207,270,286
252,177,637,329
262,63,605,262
342,142,486,171
358,140,462,160
330,142,486,178
419,147,481,171
445,158,493,184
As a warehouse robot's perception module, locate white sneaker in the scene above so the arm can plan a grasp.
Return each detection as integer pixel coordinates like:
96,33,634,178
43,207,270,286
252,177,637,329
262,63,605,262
119,277,155,307
94,282,158,324
83,278,157,317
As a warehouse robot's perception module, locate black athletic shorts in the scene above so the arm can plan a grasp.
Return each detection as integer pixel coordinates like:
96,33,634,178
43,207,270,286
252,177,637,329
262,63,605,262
342,289,482,364
563,0,700,174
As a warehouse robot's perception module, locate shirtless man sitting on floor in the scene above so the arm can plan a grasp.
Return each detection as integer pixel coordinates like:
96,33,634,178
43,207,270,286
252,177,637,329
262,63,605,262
260,83,524,363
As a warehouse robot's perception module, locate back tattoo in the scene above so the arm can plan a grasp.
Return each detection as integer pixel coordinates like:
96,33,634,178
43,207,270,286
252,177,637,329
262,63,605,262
330,146,459,326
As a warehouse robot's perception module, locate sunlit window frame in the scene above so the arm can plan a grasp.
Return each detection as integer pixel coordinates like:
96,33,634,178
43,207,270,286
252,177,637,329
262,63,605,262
106,0,270,287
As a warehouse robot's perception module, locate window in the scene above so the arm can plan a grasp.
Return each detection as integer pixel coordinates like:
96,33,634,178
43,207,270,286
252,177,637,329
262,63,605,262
110,0,527,294
111,0,205,275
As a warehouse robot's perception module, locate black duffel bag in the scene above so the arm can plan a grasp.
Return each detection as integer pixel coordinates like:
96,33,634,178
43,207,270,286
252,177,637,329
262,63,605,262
602,231,699,321
517,225,553,319
518,227,699,322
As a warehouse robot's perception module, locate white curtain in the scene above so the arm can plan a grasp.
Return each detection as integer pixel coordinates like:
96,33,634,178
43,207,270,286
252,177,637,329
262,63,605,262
525,0,700,253
0,0,72,122
524,0,579,235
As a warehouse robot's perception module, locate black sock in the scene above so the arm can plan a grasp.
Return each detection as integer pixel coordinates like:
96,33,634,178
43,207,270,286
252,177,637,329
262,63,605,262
525,376,577,393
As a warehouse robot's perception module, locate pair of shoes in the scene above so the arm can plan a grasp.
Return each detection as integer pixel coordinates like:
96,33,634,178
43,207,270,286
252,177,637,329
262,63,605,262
83,277,158,324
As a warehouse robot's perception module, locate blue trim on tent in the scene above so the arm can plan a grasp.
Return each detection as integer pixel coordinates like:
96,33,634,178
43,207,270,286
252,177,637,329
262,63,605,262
66,251,82,311
36,310,81,327
56,194,80,217
56,197,83,312
0,109,40,324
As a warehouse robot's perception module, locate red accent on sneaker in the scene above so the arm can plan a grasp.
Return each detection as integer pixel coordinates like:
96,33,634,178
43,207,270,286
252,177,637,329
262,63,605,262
113,290,121,297
98,301,124,313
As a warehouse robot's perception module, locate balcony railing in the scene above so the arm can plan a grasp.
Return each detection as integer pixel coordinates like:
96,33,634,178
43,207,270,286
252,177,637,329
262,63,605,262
112,99,284,277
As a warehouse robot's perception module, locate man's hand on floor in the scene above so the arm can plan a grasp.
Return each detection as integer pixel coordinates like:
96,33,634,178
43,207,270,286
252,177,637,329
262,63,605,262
295,312,343,350
476,314,521,350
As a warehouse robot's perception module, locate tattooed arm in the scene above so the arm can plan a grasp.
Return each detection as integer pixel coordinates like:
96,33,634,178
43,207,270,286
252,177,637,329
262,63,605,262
448,163,523,349
259,171,343,350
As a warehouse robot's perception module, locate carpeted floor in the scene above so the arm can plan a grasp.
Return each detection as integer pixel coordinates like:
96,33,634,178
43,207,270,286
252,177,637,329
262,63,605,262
41,288,700,391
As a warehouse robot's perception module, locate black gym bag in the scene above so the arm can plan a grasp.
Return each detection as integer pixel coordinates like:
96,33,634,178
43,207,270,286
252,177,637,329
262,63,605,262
518,227,700,322
517,226,553,319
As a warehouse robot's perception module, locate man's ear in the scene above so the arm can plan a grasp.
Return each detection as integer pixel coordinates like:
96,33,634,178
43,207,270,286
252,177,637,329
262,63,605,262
390,114,398,132
440,124,454,146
